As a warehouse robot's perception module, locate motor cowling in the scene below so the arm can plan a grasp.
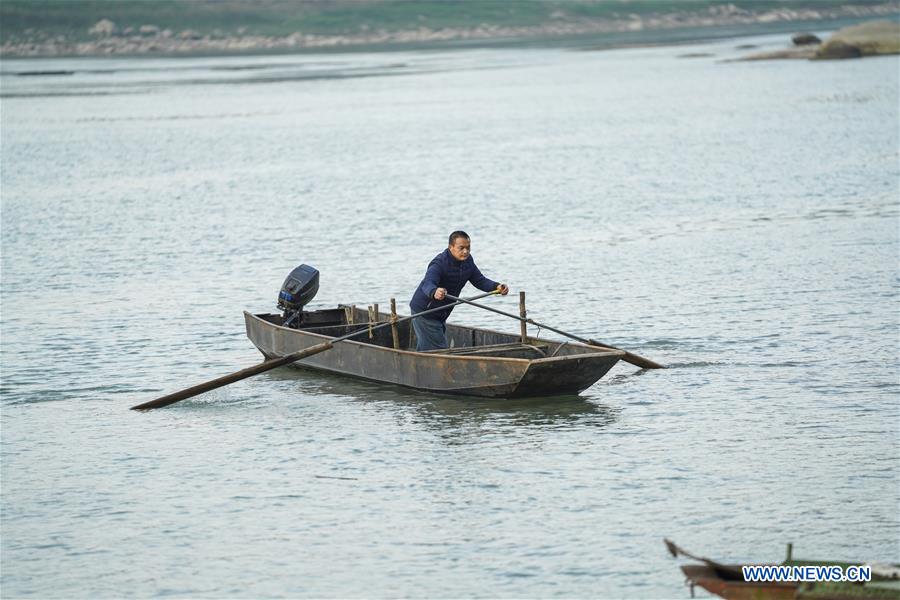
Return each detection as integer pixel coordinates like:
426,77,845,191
277,264,319,328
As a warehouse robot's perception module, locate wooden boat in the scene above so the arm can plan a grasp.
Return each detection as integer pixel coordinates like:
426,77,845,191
677,562,798,600
244,305,624,398
665,539,900,600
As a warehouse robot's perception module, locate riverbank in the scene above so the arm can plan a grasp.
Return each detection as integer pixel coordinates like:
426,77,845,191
2,1,897,58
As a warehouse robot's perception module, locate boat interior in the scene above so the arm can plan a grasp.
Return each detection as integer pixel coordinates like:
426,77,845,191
257,306,608,360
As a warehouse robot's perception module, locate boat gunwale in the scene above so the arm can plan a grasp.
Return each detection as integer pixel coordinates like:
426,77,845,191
244,311,625,364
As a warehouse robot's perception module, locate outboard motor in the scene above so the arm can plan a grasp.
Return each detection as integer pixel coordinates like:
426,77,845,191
277,264,319,328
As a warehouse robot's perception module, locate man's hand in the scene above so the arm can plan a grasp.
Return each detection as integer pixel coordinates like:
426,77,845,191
497,284,509,295
434,287,447,300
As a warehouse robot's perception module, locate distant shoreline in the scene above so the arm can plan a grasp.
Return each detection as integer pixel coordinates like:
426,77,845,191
2,3,897,59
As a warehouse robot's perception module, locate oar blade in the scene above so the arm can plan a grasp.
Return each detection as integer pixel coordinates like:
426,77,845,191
588,340,665,369
131,341,333,411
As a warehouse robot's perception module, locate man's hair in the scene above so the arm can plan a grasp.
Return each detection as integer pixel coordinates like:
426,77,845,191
448,230,470,246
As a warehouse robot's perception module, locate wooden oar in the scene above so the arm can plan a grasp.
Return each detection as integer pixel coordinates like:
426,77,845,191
444,293,665,369
131,289,500,411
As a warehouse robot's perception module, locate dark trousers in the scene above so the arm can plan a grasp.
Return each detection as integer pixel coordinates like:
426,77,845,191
412,316,447,352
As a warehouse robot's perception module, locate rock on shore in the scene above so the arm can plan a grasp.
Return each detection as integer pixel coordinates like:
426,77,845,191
737,19,900,61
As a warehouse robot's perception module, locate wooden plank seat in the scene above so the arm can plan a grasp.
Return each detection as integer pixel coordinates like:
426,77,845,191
424,341,549,359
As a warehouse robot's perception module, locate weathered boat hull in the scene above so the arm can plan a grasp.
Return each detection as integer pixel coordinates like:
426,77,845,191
680,565,797,600
243,309,623,398
667,539,900,600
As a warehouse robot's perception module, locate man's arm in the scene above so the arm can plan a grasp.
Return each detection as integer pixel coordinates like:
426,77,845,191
469,261,504,293
420,259,444,299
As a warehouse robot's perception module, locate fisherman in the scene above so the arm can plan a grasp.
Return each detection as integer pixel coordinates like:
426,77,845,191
410,231,509,352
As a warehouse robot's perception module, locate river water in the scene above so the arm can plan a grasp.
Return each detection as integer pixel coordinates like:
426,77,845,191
1,29,898,598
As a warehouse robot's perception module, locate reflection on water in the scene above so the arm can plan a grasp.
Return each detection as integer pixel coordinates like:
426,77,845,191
261,365,621,435
0,52,531,98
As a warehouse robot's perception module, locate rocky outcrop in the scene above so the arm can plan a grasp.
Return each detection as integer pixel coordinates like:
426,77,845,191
816,39,863,59
736,18,899,61
814,20,900,59
791,32,821,45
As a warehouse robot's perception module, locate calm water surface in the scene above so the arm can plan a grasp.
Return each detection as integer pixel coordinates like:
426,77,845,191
1,32,898,598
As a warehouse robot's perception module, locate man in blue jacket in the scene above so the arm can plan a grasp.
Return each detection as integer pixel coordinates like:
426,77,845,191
410,231,509,351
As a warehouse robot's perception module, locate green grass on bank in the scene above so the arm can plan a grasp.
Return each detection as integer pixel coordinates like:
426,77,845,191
0,0,893,42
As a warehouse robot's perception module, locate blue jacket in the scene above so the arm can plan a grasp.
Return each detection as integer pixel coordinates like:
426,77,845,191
410,249,499,322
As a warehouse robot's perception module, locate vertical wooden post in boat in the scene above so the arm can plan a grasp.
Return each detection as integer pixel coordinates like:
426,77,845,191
519,291,527,343
390,298,400,350
373,303,379,323
368,305,374,339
